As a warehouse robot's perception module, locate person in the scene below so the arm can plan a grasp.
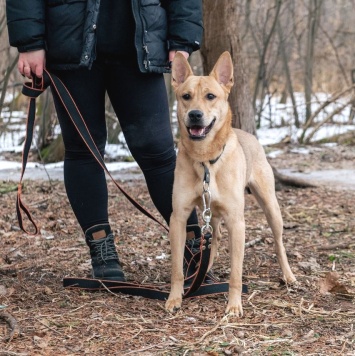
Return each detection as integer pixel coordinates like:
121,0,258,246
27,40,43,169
6,0,204,282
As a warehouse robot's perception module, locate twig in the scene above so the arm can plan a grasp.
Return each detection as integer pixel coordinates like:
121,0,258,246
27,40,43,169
245,237,263,248
195,315,227,344
317,243,350,251
124,342,165,355
129,323,143,340
257,338,292,344
4,242,29,260
35,317,63,335
298,297,304,321
99,281,122,297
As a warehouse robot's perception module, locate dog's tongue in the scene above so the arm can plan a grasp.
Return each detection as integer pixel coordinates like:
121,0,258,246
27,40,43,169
189,126,205,136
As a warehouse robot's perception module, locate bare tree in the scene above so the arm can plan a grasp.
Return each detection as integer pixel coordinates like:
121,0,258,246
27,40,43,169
304,0,322,123
252,0,282,127
299,84,355,143
277,11,299,128
350,69,355,123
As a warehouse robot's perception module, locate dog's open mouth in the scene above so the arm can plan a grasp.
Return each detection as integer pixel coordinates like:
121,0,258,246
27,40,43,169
187,118,216,140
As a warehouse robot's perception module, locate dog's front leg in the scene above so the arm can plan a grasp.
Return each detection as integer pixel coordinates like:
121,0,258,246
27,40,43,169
225,213,245,317
165,213,187,312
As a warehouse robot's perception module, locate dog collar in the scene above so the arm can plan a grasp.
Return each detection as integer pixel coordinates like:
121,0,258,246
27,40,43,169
208,144,226,165
201,144,226,184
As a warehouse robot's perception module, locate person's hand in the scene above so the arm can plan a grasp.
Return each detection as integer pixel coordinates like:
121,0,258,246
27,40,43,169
169,50,189,63
18,49,46,78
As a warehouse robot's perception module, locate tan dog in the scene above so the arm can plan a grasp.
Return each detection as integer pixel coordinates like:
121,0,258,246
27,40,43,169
165,52,296,316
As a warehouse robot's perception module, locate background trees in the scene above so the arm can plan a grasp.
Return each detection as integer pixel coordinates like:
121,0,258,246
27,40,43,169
234,0,355,143
1,0,355,161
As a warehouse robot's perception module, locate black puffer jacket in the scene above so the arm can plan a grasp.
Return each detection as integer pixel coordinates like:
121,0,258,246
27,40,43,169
6,0,203,73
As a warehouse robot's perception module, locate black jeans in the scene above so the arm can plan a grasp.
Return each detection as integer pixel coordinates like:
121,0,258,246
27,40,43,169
51,59,198,232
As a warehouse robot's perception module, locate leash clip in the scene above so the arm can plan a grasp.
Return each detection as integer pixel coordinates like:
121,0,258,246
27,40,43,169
202,169,213,234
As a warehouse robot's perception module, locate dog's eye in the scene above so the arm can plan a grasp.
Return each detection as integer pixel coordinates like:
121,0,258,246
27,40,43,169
182,94,191,100
206,93,216,100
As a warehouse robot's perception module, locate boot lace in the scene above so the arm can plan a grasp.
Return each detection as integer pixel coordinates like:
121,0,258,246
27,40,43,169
91,234,118,264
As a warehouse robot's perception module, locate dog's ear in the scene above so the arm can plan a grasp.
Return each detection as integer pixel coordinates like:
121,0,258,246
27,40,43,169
171,52,193,90
210,51,234,92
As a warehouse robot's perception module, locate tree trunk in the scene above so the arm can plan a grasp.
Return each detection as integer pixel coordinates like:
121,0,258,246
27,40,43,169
349,69,355,123
304,0,322,123
252,0,282,128
277,18,300,128
200,0,255,135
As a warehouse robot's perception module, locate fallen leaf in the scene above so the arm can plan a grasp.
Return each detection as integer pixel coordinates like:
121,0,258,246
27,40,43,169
319,271,352,298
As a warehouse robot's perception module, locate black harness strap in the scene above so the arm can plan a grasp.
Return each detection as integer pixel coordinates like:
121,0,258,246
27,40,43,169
19,70,247,301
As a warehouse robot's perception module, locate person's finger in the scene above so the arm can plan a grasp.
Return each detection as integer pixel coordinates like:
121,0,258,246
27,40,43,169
169,50,176,62
35,63,43,78
178,51,189,59
18,59,25,76
23,65,32,79
169,50,189,63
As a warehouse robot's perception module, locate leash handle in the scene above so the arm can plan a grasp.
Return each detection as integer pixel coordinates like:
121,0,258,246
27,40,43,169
16,76,46,235
18,69,168,234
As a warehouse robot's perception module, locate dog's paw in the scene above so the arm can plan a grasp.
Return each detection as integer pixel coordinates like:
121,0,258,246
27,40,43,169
165,297,182,313
283,273,297,284
225,303,243,318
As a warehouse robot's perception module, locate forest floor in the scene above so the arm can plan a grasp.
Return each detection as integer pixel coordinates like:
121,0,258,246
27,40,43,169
0,143,354,355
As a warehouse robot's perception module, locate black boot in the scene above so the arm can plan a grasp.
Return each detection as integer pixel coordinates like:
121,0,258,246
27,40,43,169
85,224,126,281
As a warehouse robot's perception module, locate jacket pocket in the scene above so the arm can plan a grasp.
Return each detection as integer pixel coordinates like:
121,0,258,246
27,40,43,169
45,0,87,65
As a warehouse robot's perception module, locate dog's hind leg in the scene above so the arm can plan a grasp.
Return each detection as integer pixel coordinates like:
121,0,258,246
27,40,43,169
249,164,296,284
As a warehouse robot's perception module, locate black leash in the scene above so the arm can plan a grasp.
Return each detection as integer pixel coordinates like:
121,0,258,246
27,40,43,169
63,232,247,299
19,69,247,301
63,232,247,300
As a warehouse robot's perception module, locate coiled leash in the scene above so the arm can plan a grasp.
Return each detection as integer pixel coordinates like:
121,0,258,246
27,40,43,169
19,69,247,301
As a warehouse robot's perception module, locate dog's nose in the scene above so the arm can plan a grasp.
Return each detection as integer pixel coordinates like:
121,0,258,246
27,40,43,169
188,110,203,123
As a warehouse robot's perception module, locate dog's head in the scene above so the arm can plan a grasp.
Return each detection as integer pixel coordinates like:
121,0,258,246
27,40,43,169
172,51,234,142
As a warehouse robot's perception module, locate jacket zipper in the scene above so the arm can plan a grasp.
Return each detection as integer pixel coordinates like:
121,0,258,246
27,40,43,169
131,0,149,72
143,44,149,70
